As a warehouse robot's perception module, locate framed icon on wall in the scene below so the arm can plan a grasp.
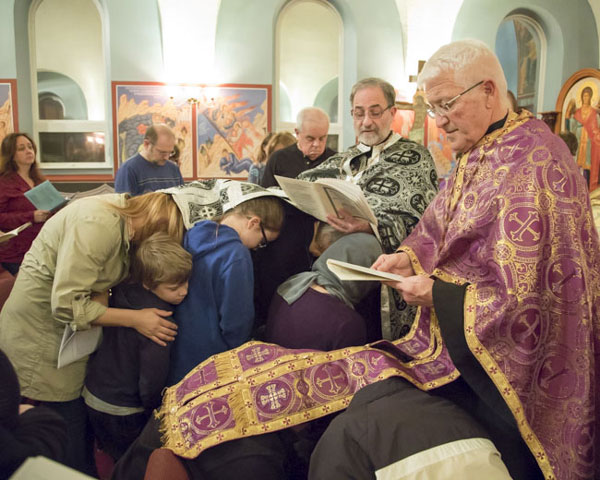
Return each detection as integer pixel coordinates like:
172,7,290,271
555,68,600,193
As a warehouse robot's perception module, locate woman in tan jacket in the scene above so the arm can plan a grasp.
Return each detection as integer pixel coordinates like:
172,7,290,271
0,191,184,475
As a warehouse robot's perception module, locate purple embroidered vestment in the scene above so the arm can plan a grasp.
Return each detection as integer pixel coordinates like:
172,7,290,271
401,111,600,480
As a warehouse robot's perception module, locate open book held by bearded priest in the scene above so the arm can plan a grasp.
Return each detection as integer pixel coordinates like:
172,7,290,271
274,175,377,226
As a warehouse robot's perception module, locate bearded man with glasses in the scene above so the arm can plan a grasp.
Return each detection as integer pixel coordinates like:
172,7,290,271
298,77,438,340
115,123,184,196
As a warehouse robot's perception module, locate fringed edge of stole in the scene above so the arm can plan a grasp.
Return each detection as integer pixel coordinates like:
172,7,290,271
157,334,459,459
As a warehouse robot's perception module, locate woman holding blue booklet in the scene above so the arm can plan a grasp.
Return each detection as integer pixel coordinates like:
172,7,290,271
0,133,50,275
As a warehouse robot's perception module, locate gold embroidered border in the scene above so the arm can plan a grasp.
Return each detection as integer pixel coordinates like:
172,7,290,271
159,335,459,459
463,285,555,479
446,110,532,220
394,246,428,342
170,343,369,405
474,110,532,151
392,247,449,358
397,245,426,275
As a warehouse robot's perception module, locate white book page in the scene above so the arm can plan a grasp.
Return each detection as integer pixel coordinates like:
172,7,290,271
57,324,102,369
317,177,362,198
275,175,330,221
276,175,377,225
0,222,32,244
327,258,405,283
317,178,377,224
10,456,95,479
322,187,361,217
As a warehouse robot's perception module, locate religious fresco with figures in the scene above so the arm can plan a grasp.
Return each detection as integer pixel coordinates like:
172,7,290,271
112,82,194,177
195,86,270,179
556,69,600,194
0,80,17,146
111,83,271,180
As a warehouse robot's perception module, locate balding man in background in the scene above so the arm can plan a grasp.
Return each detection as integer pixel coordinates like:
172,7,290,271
260,107,334,188
115,124,184,195
253,108,336,329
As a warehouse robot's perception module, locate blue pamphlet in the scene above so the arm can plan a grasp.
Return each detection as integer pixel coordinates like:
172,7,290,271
24,180,69,211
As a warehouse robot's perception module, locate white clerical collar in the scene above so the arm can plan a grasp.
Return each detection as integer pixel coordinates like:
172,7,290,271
357,132,400,154
343,132,401,183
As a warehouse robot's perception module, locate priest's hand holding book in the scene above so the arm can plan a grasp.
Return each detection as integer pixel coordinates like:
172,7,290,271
326,208,372,234
274,176,377,234
371,252,434,307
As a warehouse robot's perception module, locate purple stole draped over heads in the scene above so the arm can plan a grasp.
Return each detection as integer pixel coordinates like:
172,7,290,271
159,112,600,480
401,111,600,480
159,336,459,460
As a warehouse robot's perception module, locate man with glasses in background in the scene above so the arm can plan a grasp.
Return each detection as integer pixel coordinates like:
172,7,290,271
299,77,438,340
260,107,334,188
115,123,184,195
254,107,336,330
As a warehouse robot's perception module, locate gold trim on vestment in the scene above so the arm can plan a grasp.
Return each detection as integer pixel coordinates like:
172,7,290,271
463,286,555,480
400,111,557,479
158,333,459,459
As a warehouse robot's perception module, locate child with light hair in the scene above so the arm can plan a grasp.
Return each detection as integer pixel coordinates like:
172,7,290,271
83,232,192,462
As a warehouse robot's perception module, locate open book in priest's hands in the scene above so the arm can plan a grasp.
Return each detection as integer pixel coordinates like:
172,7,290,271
275,175,377,226
326,259,405,283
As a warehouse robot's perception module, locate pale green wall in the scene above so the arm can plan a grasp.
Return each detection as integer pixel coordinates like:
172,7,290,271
1,0,599,169
3,0,166,173
106,0,164,81
13,0,34,135
215,0,282,84
453,0,598,111
38,71,88,120
0,0,17,77
1,0,404,152
214,0,404,148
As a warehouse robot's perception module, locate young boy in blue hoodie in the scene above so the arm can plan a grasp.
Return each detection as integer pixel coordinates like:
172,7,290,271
83,232,192,461
168,195,284,384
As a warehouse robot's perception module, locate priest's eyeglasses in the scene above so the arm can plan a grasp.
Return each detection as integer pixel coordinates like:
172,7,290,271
351,104,394,120
426,80,484,118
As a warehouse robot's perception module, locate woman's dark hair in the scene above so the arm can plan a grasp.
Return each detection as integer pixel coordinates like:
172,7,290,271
0,133,46,184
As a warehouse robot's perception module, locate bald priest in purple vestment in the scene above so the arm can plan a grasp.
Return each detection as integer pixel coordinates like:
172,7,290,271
334,39,600,480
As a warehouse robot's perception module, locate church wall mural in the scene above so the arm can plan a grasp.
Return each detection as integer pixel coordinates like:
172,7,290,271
112,82,271,179
0,79,18,146
556,69,600,194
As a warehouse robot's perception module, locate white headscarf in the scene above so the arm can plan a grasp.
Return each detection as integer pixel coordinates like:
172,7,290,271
161,180,289,229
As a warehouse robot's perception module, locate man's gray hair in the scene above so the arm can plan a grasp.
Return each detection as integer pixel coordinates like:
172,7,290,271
296,107,329,131
350,78,396,107
417,39,508,95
